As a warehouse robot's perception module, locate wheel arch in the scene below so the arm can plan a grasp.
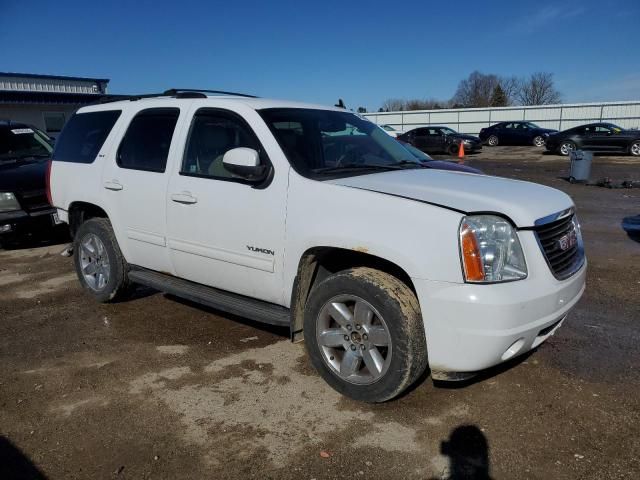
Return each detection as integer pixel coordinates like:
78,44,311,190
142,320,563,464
289,246,417,342
68,201,109,237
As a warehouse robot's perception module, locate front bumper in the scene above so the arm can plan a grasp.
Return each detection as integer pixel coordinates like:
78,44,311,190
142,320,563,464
0,207,60,237
413,242,586,374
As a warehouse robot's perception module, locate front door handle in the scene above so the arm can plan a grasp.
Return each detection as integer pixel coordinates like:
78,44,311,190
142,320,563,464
171,192,198,205
104,181,123,191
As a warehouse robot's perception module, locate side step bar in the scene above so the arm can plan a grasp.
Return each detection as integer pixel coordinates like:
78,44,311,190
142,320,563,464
128,268,290,327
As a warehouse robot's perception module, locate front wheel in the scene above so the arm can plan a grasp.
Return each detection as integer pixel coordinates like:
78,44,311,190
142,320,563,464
630,141,640,156
73,218,131,302
533,135,546,147
487,135,499,146
559,141,576,156
303,267,428,402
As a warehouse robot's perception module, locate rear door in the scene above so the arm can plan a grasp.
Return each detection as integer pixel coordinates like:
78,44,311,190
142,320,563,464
424,128,445,153
410,128,430,151
165,106,288,305
100,106,184,273
588,125,618,151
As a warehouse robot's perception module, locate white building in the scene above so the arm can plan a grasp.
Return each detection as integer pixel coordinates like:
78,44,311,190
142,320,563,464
0,72,110,137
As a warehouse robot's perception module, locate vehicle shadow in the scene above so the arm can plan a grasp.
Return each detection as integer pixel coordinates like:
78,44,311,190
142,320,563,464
429,425,493,480
166,294,290,339
0,436,47,480
0,227,70,251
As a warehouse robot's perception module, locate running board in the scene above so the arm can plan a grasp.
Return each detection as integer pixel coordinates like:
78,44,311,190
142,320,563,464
128,268,290,327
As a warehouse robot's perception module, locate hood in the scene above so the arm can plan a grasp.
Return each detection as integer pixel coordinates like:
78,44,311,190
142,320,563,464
0,158,48,192
328,169,573,227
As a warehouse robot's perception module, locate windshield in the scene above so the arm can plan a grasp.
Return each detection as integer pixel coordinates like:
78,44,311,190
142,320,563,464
259,109,421,178
523,122,540,129
438,127,457,135
0,126,53,161
381,125,396,131
400,142,433,161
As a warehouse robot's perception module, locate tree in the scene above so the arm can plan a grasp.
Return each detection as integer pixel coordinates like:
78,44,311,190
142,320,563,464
452,71,500,108
490,84,508,107
357,106,367,113
381,98,406,112
517,72,561,105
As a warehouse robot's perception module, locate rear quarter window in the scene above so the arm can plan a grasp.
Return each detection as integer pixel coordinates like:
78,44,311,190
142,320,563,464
52,110,121,164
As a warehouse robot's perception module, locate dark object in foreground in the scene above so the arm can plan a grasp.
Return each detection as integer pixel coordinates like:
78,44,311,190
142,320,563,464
0,121,64,244
622,215,640,242
546,122,640,156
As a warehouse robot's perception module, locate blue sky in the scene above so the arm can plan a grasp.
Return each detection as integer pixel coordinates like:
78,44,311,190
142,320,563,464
1,0,639,110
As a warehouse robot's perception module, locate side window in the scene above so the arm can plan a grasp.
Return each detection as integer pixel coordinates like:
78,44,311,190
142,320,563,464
594,125,611,134
504,123,514,129
52,110,121,164
117,108,179,173
182,111,263,179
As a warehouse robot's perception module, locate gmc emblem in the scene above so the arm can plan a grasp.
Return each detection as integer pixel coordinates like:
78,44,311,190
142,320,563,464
557,229,578,251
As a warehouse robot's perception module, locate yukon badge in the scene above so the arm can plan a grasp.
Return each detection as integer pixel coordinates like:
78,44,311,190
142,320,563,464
247,245,275,256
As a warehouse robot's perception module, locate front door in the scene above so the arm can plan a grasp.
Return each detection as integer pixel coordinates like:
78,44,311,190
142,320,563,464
165,107,288,305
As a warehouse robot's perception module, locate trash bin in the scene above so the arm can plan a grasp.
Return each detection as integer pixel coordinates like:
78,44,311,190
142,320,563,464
569,150,592,183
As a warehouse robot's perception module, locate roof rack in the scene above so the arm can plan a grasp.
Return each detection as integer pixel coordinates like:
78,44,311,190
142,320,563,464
92,88,258,105
163,89,258,98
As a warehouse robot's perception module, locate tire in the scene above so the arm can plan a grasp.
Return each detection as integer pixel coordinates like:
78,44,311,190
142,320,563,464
487,135,499,146
73,218,131,303
559,141,576,156
448,144,459,156
630,141,640,156
303,267,428,402
533,135,546,147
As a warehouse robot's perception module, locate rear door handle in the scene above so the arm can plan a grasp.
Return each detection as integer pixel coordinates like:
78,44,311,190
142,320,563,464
171,192,198,204
104,181,123,191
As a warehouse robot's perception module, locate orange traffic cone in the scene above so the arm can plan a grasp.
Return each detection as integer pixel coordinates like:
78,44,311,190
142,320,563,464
457,141,465,163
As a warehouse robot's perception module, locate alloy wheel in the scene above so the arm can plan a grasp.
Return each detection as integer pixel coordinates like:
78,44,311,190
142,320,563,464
316,295,392,385
488,135,498,146
533,136,545,147
631,142,640,156
560,142,575,155
79,233,110,291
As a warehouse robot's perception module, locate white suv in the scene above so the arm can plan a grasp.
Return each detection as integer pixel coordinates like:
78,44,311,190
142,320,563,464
48,89,586,402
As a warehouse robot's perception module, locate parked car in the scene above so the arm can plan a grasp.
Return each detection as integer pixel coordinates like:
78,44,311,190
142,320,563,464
378,124,403,137
49,89,586,402
0,121,63,246
397,126,482,155
545,123,640,156
479,121,557,147
398,140,483,174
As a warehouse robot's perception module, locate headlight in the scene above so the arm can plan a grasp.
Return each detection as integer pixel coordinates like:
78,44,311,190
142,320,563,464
463,139,472,144
0,192,20,212
459,215,527,283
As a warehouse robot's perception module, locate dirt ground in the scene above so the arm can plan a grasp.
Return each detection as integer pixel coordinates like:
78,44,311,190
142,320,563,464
1,147,639,480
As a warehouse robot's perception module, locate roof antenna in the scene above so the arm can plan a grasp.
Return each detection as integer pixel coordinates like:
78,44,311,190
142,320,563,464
335,98,346,109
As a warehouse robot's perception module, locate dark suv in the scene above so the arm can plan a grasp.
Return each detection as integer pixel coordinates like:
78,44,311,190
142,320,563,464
0,121,63,245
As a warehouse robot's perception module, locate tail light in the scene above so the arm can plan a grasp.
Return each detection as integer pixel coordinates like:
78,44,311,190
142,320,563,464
45,159,53,206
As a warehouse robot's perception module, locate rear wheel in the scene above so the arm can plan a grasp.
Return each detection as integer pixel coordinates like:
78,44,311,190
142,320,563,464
487,135,499,146
630,141,640,156
533,135,545,147
73,218,131,302
303,267,428,402
559,141,576,156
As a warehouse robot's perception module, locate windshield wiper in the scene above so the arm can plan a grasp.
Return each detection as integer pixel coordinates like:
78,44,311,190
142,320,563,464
313,163,405,174
387,160,427,169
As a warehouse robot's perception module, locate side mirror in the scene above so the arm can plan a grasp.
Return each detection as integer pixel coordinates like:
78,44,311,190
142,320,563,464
222,148,267,182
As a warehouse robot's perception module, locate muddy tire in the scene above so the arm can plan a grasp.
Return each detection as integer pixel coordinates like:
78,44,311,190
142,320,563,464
73,218,131,303
303,267,428,402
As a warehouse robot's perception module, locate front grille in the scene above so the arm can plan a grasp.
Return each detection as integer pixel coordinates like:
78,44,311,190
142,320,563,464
534,212,584,280
16,189,51,213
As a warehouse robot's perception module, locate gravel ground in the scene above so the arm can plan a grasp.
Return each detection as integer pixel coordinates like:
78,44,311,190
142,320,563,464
1,146,638,479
